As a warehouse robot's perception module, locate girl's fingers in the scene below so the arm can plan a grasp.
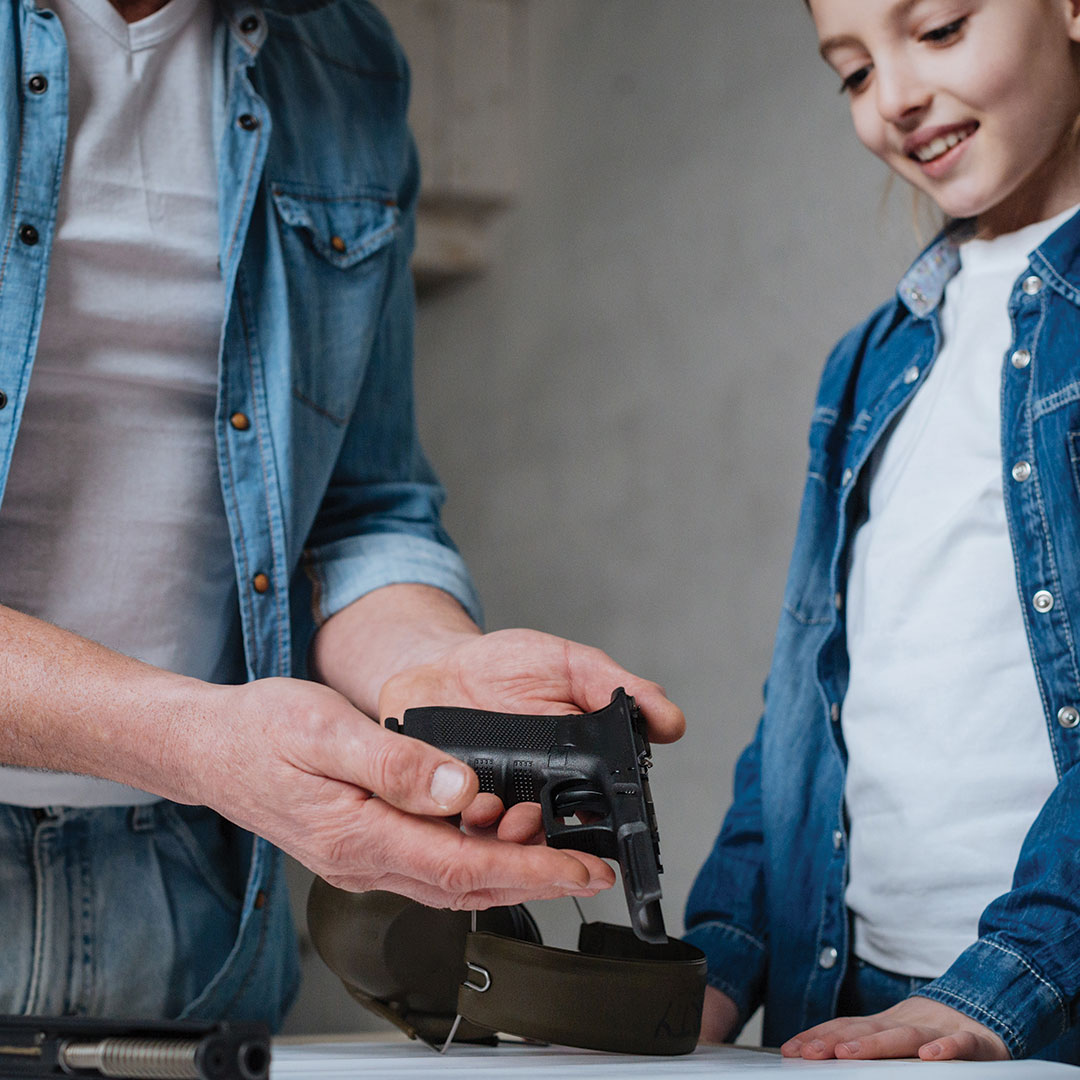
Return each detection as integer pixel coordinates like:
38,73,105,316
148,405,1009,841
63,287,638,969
833,1025,937,1059
920,1031,1006,1061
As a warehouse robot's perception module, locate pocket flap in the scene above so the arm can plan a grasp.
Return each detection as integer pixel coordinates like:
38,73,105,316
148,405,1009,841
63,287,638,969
271,186,399,268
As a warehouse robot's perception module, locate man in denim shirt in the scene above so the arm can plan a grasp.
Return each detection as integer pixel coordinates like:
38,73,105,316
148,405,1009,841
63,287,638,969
0,0,684,1024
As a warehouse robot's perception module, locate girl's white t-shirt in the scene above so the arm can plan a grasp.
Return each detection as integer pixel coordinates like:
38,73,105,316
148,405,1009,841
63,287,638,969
0,0,241,807
841,205,1077,978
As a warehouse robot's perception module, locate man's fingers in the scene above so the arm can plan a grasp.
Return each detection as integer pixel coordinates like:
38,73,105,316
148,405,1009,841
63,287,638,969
326,718,479,816
563,642,685,743
327,796,609,899
460,793,506,832
494,802,544,843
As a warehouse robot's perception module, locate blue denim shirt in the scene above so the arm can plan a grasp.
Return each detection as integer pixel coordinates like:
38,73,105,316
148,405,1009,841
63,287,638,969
685,211,1080,1061
0,0,481,1024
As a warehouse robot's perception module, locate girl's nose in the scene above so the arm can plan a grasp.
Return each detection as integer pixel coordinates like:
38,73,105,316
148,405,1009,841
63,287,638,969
875,63,931,130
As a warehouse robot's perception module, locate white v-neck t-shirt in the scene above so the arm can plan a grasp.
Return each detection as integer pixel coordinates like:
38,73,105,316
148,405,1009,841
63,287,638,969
841,206,1076,977
0,0,244,807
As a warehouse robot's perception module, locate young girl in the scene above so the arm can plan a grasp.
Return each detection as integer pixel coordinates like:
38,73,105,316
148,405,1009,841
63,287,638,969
685,0,1080,1063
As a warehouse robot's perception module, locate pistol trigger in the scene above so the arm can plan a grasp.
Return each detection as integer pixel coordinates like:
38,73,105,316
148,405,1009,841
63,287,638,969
551,784,606,819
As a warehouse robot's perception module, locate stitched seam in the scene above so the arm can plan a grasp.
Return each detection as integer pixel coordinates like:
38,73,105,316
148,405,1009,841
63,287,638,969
1032,251,1080,307
219,340,257,660
1032,380,1080,421
225,115,262,272
219,846,275,1016
292,385,346,425
915,987,1023,1053
782,604,832,627
982,939,1068,1026
687,919,766,954
1005,301,1065,777
236,277,288,675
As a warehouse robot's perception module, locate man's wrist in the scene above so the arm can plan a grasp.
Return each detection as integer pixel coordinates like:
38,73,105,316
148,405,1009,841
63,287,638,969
311,583,480,716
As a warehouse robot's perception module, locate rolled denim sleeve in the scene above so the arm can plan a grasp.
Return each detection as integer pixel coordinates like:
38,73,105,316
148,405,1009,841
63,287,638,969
683,717,769,1030
303,119,482,628
913,761,1080,1058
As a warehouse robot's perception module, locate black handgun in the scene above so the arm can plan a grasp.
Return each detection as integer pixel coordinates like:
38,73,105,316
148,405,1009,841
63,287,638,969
385,687,666,944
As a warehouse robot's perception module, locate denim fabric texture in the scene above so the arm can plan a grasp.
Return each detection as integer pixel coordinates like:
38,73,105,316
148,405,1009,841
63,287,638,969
685,211,1080,1061
0,0,481,1024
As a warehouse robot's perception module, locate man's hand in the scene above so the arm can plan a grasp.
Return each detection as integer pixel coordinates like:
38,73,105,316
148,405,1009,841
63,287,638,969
780,997,1009,1061
700,986,741,1044
376,626,685,839
183,676,614,909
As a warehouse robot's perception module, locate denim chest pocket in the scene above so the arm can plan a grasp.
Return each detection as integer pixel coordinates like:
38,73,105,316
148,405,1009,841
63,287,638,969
271,185,400,424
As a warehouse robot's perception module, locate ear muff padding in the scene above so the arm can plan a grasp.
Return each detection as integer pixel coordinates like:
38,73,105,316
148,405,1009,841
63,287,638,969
306,878,541,1044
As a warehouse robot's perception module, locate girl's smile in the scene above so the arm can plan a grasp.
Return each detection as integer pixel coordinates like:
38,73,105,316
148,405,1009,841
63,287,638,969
810,0,1080,237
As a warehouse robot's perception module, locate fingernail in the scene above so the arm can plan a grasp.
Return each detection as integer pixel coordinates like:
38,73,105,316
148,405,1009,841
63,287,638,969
926,1044,943,1058
430,763,468,808
839,1042,859,1055
781,1041,801,1056
808,1040,826,1054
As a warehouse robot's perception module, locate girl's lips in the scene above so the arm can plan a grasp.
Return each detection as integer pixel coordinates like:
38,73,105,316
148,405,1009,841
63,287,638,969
905,123,979,178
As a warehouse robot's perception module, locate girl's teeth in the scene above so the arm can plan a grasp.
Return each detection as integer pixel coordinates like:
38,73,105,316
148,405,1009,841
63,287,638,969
915,129,970,163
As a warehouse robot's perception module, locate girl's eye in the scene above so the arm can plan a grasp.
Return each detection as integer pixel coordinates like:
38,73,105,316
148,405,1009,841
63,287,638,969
921,16,967,44
839,66,871,95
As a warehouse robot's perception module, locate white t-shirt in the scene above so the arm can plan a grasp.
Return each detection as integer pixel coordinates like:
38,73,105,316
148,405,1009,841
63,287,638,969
841,206,1076,977
0,0,243,807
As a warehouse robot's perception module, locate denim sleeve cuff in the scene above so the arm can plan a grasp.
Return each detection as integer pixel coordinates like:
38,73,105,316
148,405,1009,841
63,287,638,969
305,533,484,628
913,935,1071,1059
682,920,767,1028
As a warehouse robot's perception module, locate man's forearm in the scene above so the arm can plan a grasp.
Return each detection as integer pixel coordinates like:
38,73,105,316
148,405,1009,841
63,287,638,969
310,583,481,717
0,603,212,800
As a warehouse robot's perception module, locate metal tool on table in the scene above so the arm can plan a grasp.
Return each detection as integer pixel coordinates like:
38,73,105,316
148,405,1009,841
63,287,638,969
0,1016,269,1080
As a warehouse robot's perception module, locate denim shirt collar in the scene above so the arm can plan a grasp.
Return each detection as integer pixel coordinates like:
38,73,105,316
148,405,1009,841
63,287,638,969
895,220,973,319
897,207,1080,319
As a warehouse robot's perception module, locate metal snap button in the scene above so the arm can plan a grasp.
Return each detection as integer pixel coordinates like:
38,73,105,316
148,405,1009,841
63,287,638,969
240,14,259,33
832,830,843,850
1011,461,1031,482
19,223,39,246
903,366,920,385
818,946,838,970
27,74,48,94
1033,590,1054,613
0,390,7,410
238,113,259,131
830,703,840,723
842,468,853,486
330,235,347,254
1011,349,1031,369
252,572,270,594
1022,275,1043,295
230,412,251,431
1058,706,1080,729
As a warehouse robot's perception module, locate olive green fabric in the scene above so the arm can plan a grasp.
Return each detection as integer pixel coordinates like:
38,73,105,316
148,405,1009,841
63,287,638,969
306,878,705,1055
459,929,705,1055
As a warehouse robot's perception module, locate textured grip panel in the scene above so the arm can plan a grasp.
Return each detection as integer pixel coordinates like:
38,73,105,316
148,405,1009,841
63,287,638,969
472,757,496,793
419,708,559,751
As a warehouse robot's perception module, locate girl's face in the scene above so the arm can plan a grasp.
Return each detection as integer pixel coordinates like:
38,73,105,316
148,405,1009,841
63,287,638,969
810,0,1080,237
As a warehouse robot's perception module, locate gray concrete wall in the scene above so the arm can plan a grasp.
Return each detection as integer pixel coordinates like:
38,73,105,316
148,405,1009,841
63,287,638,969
284,0,921,1038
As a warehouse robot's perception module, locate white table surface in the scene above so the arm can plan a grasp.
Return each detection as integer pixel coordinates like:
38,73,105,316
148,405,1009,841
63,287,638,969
271,1039,1079,1079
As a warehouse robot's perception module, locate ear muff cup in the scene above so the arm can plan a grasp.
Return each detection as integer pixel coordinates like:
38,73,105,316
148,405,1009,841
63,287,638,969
306,878,542,1044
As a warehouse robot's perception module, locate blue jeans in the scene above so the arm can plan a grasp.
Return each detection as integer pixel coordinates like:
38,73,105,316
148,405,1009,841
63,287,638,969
0,802,298,1023
839,957,1080,1063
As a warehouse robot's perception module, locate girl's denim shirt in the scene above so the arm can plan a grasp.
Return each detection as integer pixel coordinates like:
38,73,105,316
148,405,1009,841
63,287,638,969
686,212,1080,1061
0,0,481,1024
